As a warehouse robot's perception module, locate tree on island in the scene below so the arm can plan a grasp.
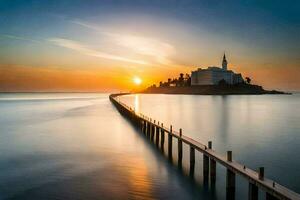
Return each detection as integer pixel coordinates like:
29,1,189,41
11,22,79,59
148,84,156,89
168,78,171,85
185,74,191,86
178,73,184,86
157,73,192,88
245,77,251,84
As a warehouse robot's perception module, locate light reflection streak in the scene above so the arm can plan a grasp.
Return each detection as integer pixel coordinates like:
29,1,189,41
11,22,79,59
126,157,155,200
134,94,140,113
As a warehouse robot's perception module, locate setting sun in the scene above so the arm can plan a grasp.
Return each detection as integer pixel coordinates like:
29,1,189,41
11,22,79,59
133,77,142,85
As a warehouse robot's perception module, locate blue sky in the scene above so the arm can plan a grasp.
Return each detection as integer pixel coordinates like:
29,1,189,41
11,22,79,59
0,0,299,91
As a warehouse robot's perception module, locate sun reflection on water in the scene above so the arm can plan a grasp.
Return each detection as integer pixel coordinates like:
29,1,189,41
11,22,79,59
134,94,140,114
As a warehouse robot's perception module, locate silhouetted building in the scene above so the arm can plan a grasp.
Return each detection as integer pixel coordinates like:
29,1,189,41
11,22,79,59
191,54,244,85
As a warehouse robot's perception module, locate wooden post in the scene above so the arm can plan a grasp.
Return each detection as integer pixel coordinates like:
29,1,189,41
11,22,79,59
227,151,232,162
148,121,152,139
151,120,155,141
248,182,258,200
145,121,148,136
168,125,173,159
226,151,235,200
259,167,264,180
190,146,195,166
161,123,165,151
208,141,216,183
156,122,160,146
203,153,209,181
208,141,212,149
139,118,142,131
210,158,216,183
178,128,183,165
226,169,236,200
189,146,195,176
147,121,150,138
144,120,147,135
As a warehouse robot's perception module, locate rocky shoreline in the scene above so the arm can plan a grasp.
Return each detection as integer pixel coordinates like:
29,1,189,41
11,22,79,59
141,84,290,95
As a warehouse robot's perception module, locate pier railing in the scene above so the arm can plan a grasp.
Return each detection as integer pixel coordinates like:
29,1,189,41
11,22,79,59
109,93,300,200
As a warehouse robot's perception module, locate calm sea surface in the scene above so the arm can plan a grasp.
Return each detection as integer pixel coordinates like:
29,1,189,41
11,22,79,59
0,93,299,200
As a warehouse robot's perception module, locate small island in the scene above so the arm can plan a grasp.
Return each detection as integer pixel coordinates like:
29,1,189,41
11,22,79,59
142,54,288,95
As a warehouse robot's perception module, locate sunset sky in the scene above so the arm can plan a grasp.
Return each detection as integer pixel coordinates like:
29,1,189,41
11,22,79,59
0,0,299,92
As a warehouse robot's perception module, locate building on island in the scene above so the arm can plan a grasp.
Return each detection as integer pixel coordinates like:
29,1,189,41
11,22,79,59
191,54,244,85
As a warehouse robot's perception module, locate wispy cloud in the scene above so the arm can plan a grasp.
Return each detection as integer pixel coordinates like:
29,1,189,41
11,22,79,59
112,34,175,65
48,38,149,65
72,20,176,66
0,34,40,43
1,23,177,66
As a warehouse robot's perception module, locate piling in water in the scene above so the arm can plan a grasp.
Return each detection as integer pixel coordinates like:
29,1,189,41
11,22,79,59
168,125,173,159
178,129,183,165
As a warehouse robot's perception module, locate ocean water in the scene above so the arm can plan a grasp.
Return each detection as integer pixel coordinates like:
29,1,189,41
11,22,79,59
120,93,300,196
0,93,299,200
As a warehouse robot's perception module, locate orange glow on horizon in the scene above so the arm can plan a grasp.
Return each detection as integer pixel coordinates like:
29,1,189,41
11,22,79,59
0,63,299,92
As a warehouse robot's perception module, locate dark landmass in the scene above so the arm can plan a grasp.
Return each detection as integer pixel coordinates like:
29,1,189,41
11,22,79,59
141,84,290,95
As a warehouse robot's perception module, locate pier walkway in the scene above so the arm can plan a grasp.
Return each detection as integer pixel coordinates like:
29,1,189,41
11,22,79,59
110,93,300,200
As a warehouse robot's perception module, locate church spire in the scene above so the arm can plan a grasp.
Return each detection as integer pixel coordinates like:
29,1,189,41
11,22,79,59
222,53,227,70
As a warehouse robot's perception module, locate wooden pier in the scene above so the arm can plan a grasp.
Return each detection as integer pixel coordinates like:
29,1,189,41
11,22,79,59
110,93,300,200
